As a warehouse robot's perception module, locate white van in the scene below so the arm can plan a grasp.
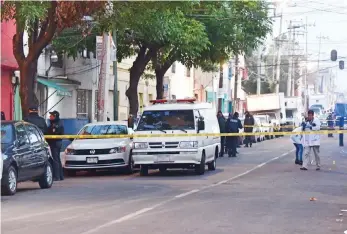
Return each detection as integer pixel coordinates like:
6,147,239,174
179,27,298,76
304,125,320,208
131,99,221,176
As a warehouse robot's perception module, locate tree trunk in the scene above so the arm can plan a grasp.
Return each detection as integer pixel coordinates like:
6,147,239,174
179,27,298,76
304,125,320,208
155,71,164,99
125,46,157,115
155,60,174,100
19,60,39,117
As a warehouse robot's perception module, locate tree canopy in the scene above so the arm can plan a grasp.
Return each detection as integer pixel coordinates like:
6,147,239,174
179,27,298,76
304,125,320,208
1,1,106,116
52,1,273,115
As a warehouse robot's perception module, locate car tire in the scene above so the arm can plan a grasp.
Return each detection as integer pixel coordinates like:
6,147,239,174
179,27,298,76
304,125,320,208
2,166,17,196
124,154,134,174
39,162,53,189
159,166,167,174
195,152,206,175
140,165,148,176
208,148,218,171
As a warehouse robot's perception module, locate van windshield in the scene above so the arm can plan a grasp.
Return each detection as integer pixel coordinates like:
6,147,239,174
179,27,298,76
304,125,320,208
136,110,195,131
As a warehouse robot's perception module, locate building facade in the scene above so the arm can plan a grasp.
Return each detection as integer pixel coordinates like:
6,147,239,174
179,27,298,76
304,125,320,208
1,20,19,120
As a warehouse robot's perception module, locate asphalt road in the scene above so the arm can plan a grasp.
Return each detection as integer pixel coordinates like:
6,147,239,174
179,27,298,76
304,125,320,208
2,136,347,234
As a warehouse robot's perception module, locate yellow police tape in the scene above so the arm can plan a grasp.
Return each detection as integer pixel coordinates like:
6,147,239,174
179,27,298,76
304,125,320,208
44,129,347,139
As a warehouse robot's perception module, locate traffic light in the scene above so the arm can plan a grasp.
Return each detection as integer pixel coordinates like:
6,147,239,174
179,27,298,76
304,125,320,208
331,49,337,61
339,60,344,70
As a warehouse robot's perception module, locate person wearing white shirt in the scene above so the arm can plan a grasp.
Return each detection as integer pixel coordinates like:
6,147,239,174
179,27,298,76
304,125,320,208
290,127,303,165
300,110,321,171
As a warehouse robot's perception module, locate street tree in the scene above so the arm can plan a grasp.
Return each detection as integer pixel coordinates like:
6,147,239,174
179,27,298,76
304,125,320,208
151,1,272,101
1,1,105,116
105,1,200,115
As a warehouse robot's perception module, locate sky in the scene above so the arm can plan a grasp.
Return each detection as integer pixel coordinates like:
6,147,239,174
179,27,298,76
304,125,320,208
270,0,347,93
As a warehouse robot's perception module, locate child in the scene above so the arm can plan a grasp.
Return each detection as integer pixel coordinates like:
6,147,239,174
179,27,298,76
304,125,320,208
291,127,303,165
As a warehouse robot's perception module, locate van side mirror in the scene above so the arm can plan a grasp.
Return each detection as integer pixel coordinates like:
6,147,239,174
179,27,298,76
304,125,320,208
198,120,205,131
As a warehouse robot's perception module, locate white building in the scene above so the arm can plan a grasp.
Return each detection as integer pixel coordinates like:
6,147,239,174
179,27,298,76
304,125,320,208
36,47,157,122
163,62,195,100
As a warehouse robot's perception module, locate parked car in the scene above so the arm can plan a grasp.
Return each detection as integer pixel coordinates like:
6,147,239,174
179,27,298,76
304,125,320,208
63,121,134,175
1,121,54,196
253,117,265,143
254,115,273,140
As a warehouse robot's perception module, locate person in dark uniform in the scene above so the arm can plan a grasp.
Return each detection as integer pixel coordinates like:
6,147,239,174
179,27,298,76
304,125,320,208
1,111,5,120
243,111,255,147
46,110,64,181
225,112,243,157
327,113,334,137
217,111,226,157
23,106,48,134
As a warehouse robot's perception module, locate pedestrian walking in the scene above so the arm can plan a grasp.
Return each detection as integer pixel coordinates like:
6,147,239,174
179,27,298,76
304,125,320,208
46,110,64,181
327,113,334,137
243,111,254,147
290,127,303,165
225,112,243,157
217,111,226,157
23,106,48,134
300,110,321,171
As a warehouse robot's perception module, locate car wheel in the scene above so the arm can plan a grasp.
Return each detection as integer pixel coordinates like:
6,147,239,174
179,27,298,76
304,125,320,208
124,154,134,174
159,166,167,174
2,166,17,196
208,148,218,171
39,162,53,189
195,152,206,175
140,165,148,176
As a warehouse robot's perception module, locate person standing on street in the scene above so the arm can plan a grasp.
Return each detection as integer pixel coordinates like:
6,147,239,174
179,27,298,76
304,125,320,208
290,127,303,165
327,113,334,137
23,106,48,134
300,110,321,171
46,110,64,181
217,111,226,157
225,112,243,157
243,111,254,147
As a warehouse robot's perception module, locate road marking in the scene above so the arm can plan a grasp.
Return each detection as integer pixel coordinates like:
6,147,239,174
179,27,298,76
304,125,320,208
80,148,294,234
175,189,200,198
344,230,347,234
341,210,347,212
82,208,154,234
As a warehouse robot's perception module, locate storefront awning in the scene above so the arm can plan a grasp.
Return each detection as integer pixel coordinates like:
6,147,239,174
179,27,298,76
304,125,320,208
37,77,69,92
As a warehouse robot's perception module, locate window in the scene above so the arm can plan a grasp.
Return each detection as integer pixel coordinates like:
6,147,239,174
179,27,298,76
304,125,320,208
148,94,153,102
186,67,191,77
1,123,14,144
77,89,89,119
78,125,128,135
15,124,30,146
34,126,45,142
139,93,144,113
137,110,195,131
171,62,176,73
26,125,40,144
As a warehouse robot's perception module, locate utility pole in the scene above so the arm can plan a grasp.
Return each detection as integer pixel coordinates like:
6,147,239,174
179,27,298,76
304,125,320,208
304,16,309,111
217,61,223,111
257,47,262,95
275,11,283,93
316,33,329,93
112,30,118,121
287,21,292,97
234,55,239,113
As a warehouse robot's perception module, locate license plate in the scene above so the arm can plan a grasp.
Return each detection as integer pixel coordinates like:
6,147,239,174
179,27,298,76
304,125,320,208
86,157,98,164
157,155,170,162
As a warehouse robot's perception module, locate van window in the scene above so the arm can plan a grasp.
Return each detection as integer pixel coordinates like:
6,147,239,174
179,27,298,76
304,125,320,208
137,110,195,131
79,125,128,135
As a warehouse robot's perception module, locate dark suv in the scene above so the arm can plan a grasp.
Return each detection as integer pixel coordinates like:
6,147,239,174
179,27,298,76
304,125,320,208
1,121,54,196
